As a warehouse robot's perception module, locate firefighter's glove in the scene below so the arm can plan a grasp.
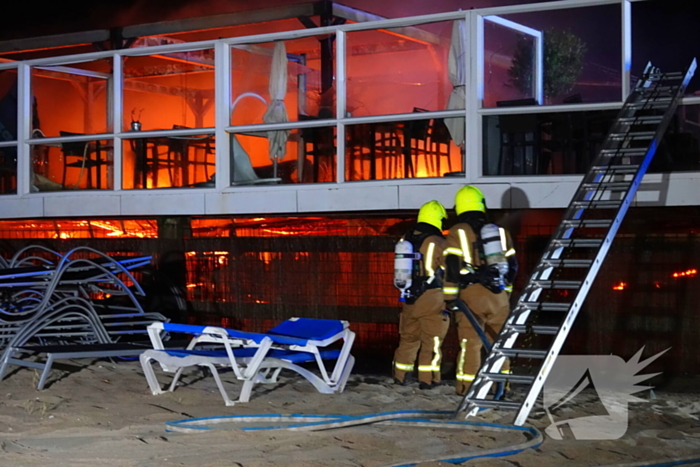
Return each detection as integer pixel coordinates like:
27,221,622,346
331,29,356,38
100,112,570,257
484,282,504,294
476,265,504,294
459,272,478,289
444,299,460,312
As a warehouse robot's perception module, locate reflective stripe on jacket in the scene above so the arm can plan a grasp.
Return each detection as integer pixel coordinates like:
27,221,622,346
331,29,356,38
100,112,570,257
442,222,516,300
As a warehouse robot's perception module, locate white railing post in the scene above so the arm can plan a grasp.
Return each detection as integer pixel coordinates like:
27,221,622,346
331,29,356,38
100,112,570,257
336,30,346,184
622,0,632,99
535,29,544,105
17,63,31,196
112,53,123,191
466,12,484,183
215,40,232,190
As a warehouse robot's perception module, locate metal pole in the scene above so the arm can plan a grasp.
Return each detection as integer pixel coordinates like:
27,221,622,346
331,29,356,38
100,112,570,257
319,1,334,116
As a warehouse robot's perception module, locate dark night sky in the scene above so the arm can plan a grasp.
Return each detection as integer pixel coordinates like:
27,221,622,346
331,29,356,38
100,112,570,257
631,0,700,75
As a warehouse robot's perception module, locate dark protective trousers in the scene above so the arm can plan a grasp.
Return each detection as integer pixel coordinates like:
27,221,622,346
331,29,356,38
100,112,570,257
454,283,510,395
393,288,449,384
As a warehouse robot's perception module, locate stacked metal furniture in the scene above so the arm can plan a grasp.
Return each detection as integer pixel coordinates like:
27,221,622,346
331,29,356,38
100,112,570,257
0,245,167,388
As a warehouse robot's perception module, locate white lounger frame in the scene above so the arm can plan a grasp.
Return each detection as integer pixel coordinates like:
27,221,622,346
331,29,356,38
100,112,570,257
140,320,355,406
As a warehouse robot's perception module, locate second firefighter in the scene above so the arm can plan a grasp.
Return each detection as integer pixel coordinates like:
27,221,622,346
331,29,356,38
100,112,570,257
442,185,518,396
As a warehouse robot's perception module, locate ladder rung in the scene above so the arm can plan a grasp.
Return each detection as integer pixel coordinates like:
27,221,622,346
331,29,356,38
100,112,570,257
508,324,560,335
581,181,631,191
626,100,673,110
647,72,684,80
532,280,582,289
497,348,548,359
639,85,677,94
649,96,674,103
467,399,522,410
543,258,595,268
561,220,612,229
618,115,664,125
519,301,571,312
482,373,536,384
601,147,648,155
591,165,639,174
609,131,655,140
551,238,603,248
571,200,623,209
618,115,663,124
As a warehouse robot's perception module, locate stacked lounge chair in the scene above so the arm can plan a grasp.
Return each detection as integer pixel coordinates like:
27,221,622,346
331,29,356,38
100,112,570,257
0,246,167,388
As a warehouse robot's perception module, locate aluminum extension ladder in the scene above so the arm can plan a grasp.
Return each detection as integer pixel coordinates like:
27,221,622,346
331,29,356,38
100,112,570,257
456,58,697,426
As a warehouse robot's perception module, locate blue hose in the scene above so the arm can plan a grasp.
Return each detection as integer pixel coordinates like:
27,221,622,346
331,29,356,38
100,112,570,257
165,409,543,466
455,299,506,400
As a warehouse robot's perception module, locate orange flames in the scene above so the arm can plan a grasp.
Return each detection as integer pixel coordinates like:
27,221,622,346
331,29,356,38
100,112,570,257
672,269,697,278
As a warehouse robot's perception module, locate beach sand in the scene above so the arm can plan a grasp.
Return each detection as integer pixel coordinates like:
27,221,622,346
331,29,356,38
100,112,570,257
0,360,699,466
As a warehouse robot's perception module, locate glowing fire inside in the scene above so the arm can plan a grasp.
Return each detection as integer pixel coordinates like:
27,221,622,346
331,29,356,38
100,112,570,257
672,269,697,278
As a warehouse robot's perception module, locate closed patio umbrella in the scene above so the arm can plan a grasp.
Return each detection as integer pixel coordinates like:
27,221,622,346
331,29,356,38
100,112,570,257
445,20,467,147
262,41,290,178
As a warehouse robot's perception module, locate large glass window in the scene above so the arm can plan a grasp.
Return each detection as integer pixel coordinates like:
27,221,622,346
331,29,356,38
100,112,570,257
123,49,215,132
483,109,616,176
230,125,337,185
31,59,112,137
30,59,115,192
0,69,18,194
229,36,338,185
483,17,541,108
650,103,700,173
230,35,331,125
30,138,114,191
483,104,700,176
346,21,459,117
345,117,461,181
0,144,16,195
483,4,622,107
343,20,465,181
122,132,215,189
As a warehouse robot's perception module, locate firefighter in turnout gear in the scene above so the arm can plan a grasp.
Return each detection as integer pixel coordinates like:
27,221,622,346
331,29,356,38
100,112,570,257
442,186,518,396
393,200,450,389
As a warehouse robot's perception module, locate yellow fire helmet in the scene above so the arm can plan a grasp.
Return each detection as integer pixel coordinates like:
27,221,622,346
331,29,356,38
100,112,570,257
454,185,486,215
417,200,448,230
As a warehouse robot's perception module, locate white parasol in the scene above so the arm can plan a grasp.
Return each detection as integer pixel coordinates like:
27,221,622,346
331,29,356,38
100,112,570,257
262,41,290,177
445,20,467,147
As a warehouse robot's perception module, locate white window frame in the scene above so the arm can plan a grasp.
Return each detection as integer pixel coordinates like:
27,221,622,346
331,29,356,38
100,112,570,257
479,15,544,106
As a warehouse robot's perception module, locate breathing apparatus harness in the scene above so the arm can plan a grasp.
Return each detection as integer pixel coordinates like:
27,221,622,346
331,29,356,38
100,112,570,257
393,223,444,304
455,212,509,294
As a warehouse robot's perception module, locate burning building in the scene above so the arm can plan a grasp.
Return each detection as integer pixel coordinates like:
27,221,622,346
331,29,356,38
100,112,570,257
0,0,698,376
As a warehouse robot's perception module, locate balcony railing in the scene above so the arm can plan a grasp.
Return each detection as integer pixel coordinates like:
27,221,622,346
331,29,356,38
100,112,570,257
0,0,696,203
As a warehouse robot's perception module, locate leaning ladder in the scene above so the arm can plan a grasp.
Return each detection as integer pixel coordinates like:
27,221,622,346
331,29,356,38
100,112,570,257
456,58,697,426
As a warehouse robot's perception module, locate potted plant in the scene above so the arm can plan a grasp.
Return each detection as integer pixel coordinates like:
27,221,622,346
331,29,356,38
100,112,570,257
508,28,587,104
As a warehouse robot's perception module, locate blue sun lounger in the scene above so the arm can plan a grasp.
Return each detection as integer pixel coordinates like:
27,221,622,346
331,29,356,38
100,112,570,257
140,318,355,406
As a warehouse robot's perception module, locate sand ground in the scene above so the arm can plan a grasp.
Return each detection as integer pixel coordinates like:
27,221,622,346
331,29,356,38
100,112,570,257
0,359,699,466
